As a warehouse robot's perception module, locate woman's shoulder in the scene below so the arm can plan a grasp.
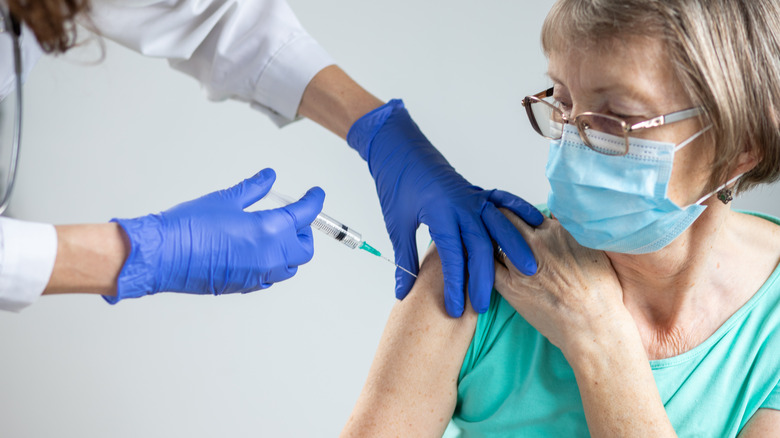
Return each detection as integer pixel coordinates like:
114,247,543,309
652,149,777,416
734,209,780,232
731,210,780,275
720,211,780,320
736,210,780,230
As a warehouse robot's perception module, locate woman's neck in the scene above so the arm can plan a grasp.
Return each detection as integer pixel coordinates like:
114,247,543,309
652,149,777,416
606,202,754,359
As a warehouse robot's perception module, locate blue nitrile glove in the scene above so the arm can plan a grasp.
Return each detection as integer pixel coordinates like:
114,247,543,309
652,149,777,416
105,168,325,303
347,100,545,317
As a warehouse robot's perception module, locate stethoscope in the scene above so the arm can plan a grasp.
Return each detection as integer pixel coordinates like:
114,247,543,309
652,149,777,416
0,5,23,216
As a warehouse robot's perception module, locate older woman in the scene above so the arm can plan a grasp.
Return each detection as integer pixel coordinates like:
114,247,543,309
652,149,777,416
340,0,780,436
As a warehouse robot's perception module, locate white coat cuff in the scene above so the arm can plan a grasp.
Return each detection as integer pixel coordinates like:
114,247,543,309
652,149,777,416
0,218,57,312
252,34,335,127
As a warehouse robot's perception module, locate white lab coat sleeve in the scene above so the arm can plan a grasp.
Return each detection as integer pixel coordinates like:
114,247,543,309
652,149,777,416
86,0,335,126
0,22,43,100
0,218,57,312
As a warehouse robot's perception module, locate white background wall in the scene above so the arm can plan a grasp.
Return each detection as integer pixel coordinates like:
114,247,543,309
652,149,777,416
1,1,778,437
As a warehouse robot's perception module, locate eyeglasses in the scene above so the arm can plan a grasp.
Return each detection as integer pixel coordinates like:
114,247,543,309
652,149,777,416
0,6,23,215
521,87,703,156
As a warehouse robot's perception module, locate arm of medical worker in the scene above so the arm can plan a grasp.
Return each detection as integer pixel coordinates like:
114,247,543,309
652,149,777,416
299,66,544,317
85,0,542,316
106,169,324,302
85,0,334,127
0,169,323,311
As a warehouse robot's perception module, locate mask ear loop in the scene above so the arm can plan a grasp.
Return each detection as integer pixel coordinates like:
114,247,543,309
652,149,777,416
694,173,743,205
674,125,713,152
675,125,741,205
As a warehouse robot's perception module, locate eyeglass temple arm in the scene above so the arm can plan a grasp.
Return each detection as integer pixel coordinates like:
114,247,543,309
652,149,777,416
521,88,554,108
664,107,703,124
535,87,554,100
629,107,703,131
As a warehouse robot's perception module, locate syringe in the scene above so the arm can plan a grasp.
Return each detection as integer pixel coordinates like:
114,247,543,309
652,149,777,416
265,190,417,278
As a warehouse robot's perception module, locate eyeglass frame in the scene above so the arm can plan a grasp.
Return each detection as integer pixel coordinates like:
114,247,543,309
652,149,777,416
521,87,704,156
0,5,23,216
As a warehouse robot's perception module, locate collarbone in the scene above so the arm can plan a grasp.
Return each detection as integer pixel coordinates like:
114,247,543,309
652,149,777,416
642,324,704,360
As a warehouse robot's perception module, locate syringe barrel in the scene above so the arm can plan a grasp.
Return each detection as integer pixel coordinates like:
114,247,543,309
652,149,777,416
312,212,362,249
266,190,363,249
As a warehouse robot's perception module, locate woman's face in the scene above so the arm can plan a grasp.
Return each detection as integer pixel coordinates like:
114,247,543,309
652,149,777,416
547,36,714,206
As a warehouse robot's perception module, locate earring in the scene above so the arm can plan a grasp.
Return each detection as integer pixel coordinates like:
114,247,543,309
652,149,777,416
717,187,733,204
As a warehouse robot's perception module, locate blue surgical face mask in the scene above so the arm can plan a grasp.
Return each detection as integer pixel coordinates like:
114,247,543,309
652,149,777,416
546,124,739,254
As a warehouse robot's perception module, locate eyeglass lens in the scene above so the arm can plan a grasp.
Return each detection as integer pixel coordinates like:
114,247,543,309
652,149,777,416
526,98,629,156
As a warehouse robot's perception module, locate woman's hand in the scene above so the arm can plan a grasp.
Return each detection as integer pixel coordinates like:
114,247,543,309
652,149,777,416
486,207,677,437
488,207,630,358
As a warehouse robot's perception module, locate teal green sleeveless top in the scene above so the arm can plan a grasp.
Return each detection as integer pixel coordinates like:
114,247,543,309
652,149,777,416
444,211,780,437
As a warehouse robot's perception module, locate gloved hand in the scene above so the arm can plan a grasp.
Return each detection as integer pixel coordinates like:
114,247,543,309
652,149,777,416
348,100,544,317
105,168,325,303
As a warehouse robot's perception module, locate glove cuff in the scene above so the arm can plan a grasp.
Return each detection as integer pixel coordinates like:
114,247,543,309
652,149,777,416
103,215,164,304
346,99,405,161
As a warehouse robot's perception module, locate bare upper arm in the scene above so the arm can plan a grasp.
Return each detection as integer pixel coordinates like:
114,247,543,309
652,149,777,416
340,245,479,438
738,408,780,437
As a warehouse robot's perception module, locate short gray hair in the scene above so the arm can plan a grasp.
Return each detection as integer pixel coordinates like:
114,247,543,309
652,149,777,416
541,0,780,193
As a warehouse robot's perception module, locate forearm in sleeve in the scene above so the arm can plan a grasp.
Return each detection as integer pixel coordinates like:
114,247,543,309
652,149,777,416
0,217,57,312
85,0,335,126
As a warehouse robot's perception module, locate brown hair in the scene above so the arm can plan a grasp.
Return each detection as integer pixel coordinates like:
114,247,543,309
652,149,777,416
541,0,780,193
8,0,92,54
